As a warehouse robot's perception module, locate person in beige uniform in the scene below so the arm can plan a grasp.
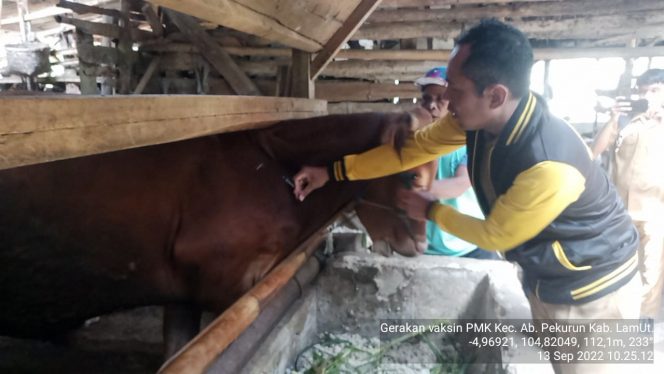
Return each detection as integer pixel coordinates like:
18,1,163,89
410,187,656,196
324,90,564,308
592,69,664,320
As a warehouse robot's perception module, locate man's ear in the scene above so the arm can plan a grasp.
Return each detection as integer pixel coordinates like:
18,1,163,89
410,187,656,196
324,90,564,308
486,84,509,109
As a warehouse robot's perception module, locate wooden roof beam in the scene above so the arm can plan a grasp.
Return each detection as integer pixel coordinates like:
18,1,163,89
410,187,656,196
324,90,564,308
310,0,381,80
370,0,664,23
57,0,121,18
378,0,551,8
141,45,664,62
354,12,664,40
148,0,322,52
164,9,262,96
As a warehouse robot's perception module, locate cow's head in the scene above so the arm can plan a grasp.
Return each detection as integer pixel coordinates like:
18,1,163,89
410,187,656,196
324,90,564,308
353,108,439,257
257,112,435,257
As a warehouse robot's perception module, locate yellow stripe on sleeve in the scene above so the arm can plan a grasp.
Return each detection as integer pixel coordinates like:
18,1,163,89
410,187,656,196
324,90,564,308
429,161,586,251
342,114,466,181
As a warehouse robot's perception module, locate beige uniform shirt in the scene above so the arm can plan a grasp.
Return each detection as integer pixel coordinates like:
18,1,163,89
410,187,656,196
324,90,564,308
613,112,664,222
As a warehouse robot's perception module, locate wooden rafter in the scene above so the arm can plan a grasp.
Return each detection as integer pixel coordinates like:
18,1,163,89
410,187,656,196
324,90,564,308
371,0,664,23
140,2,163,37
57,0,121,18
148,0,323,52
354,11,664,41
140,44,664,62
164,9,261,96
378,0,551,8
310,0,381,80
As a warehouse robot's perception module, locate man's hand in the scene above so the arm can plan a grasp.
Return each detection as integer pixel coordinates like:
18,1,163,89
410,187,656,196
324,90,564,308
293,166,329,201
397,187,439,222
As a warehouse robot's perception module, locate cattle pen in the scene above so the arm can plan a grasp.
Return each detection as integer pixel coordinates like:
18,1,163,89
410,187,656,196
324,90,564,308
2,1,664,373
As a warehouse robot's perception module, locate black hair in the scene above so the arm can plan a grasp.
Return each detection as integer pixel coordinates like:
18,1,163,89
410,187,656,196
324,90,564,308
636,69,664,87
455,19,533,98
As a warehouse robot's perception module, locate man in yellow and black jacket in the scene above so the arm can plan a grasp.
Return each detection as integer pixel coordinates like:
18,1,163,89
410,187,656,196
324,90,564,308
294,19,640,336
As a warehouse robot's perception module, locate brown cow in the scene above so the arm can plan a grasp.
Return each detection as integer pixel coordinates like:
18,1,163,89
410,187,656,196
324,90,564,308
0,112,426,345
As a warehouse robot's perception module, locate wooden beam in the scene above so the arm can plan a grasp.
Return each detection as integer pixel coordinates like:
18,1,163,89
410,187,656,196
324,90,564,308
77,43,121,65
340,46,664,61
378,0,551,8
141,2,163,38
328,101,416,114
1,1,118,26
338,49,452,60
156,46,664,81
57,0,122,18
106,75,420,102
0,95,326,170
55,14,121,38
310,0,381,80
534,46,664,60
1,4,71,26
54,13,154,41
371,0,664,23
354,12,664,41
164,9,261,96
140,43,294,57
315,59,444,80
149,0,322,52
317,80,420,102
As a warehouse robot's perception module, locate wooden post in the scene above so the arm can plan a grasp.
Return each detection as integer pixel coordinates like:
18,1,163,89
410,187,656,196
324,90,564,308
100,15,114,95
116,0,134,94
290,49,314,99
16,0,30,43
75,30,98,94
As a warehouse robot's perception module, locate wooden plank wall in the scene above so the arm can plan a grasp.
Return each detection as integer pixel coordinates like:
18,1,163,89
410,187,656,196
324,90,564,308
3,0,664,116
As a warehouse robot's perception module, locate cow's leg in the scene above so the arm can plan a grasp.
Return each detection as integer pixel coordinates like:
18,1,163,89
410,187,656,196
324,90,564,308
163,304,202,359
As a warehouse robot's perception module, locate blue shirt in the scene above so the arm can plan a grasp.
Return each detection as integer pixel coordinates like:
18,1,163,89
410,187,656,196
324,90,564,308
425,147,484,256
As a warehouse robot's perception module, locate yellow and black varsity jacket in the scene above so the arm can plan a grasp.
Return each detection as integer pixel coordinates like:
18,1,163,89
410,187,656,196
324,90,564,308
328,92,639,305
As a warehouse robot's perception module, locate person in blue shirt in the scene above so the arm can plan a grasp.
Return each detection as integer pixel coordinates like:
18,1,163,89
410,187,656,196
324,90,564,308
415,66,500,260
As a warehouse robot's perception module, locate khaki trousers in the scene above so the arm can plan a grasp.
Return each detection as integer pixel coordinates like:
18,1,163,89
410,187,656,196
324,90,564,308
527,274,643,374
634,220,664,319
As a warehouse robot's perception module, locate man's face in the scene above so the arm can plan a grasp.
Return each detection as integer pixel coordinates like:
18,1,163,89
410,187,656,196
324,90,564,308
421,84,449,119
443,44,496,131
637,82,664,115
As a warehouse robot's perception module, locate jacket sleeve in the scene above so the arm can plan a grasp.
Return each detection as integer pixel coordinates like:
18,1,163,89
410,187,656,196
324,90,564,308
428,161,586,251
329,114,466,181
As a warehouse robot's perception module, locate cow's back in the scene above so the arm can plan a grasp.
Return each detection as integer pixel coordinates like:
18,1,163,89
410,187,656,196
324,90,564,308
0,139,210,336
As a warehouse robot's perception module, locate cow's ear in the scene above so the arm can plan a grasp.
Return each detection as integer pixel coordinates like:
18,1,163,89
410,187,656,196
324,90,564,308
380,112,412,152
